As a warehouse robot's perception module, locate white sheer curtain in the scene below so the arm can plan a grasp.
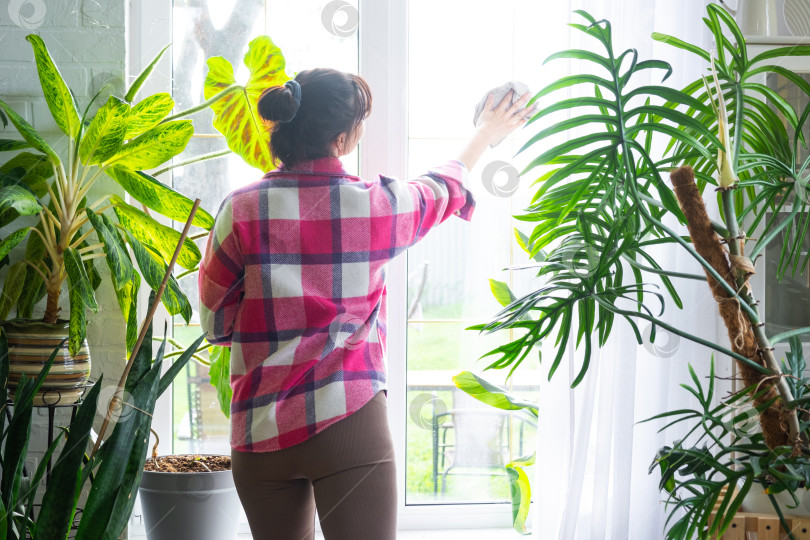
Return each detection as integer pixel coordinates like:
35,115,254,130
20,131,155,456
530,2,729,538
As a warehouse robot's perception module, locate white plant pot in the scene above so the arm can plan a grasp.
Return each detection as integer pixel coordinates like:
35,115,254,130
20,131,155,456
138,457,241,540
742,486,810,517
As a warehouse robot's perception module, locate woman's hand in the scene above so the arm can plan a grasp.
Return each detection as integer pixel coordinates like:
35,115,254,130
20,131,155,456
457,91,536,172
476,90,534,147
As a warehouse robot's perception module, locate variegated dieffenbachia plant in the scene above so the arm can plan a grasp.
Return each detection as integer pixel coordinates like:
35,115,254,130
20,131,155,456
0,35,288,355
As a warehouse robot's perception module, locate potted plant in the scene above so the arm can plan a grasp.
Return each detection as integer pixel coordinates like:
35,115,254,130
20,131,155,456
451,6,810,538
0,34,236,406
0,227,207,539
133,35,290,540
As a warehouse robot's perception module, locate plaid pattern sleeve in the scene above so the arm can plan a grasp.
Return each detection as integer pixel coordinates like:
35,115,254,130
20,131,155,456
198,156,474,452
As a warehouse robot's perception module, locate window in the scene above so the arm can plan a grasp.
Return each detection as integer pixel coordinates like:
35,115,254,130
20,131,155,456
132,0,554,530
168,0,359,456
403,0,543,506
762,72,810,341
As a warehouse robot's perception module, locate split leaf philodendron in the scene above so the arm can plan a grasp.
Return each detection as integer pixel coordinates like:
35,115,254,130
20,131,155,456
458,6,810,538
205,36,291,172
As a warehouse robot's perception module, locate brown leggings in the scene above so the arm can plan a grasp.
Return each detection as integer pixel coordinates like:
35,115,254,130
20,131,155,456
231,391,397,540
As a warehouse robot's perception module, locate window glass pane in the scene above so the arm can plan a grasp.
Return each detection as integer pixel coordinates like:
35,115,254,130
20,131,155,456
171,0,358,455
765,213,810,337
763,74,810,340
405,0,543,505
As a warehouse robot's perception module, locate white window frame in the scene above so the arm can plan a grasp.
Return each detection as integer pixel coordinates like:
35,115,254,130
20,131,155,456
127,0,174,457
358,0,514,529
128,0,516,530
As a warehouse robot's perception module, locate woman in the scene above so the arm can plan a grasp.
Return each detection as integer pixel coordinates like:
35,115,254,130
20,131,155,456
199,68,532,540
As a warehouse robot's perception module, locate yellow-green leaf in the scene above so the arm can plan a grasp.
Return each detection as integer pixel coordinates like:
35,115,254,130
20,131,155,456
0,228,31,261
0,261,26,320
125,231,192,323
125,93,174,139
104,120,193,170
125,44,171,102
64,247,98,312
208,346,232,418
111,195,201,270
0,140,30,152
0,152,52,197
0,99,60,166
506,456,534,535
84,209,135,289
107,167,214,230
79,96,130,166
26,35,81,139
0,185,42,227
204,36,289,172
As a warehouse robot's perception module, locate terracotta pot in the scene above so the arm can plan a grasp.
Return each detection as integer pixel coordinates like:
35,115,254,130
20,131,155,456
1,319,90,405
139,455,240,540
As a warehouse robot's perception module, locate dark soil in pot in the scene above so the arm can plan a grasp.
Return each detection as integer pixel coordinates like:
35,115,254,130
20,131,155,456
144,454,231,473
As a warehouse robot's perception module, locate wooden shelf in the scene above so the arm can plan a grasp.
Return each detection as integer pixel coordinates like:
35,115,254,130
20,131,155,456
712,511,810,539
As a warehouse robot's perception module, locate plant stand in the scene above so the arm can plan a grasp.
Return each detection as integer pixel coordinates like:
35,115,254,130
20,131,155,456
711,511,810,539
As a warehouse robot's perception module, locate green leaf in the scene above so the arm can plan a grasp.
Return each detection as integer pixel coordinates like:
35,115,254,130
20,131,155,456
36,380,102,539
208,345,232,418
0,140,30,152
0,228,30,261
84,209,136,289
204,35,290,171
64,247,98,312
125,93,174,139
452,371,538,415
750,45,810,66
652,32,711,62
26,35,81,138
506,455,535,535
76,355,162,539
67,279,88,357
79,96,130,165
490,279,517,308
158,333,208,398
0,99,60,165
125,44,170,102
0,185,42,227
0,261,26,320
16,233,46,318
0,152,53,197
104,120,193,170
125,231,192,322
115,272,140,353
112,195,201,270
107,167,214,230
770,327,810,345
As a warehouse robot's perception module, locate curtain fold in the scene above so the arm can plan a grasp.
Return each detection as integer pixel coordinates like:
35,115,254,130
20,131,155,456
531,2,724,538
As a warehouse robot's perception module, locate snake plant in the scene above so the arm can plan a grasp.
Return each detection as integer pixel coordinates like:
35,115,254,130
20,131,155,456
457,6,810,537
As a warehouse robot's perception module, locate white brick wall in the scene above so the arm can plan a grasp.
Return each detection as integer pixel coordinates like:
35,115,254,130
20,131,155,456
0,0,128,528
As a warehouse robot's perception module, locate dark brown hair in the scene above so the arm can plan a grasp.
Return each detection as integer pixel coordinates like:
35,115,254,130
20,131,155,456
257,68,372,167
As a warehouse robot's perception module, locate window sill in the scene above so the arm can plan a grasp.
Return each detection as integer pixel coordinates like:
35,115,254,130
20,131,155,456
129,527,517,539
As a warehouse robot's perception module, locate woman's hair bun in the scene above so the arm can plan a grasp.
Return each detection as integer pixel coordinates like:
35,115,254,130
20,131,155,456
258,80,302,123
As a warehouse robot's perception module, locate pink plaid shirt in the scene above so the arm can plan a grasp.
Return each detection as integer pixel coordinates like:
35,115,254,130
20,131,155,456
199,157,474,452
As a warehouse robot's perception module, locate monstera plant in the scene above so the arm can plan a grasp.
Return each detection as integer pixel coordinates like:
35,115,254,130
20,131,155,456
455,6,810,538
0,34,287,404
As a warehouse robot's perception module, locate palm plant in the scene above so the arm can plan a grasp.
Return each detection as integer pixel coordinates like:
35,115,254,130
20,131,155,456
456,5,810,537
